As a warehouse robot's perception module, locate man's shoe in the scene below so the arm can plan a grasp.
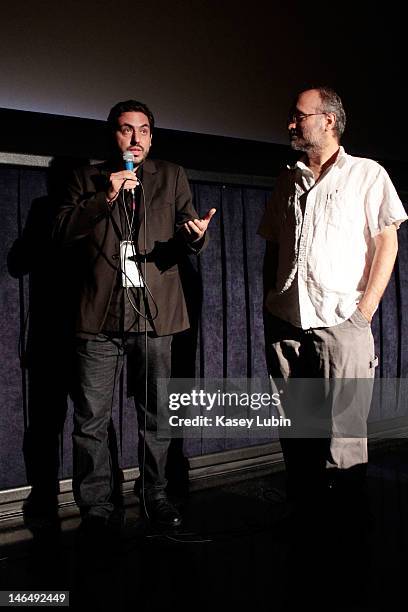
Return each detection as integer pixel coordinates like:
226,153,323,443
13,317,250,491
143,495,182,528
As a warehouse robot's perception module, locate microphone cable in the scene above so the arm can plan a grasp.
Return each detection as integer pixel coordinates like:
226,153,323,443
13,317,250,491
116,174,156,524
116,171,190,540
117,178,158,323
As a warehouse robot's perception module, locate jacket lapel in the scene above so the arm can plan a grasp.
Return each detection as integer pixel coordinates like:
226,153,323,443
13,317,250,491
138,158,158,252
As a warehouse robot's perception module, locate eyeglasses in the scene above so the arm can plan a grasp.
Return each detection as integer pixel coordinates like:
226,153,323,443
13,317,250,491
287,112,327,125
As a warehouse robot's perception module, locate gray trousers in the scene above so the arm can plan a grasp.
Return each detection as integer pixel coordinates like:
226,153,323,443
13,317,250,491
266,310,377,473
71,333,172,519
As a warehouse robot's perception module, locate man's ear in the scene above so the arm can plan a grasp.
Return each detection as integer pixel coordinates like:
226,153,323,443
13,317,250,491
325,112,336,132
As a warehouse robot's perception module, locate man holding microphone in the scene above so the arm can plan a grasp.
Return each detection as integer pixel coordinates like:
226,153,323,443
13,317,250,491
54,99,215,532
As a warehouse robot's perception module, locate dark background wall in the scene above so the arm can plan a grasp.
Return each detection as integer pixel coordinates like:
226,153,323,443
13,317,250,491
1,150,407,491
0,1,405,162
0,159,274,489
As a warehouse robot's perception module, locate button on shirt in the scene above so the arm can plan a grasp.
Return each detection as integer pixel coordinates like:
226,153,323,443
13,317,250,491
258,147,407,329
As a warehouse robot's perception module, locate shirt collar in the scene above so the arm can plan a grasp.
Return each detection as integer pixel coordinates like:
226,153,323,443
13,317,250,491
287,146,348,173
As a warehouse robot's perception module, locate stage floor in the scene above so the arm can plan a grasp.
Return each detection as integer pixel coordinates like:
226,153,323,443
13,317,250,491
1,442,408,611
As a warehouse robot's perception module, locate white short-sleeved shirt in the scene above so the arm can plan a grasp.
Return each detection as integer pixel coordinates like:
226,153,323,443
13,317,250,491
258,147,407,329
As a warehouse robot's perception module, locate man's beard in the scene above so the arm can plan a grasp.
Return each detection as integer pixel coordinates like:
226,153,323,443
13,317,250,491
290,136,307,151
289,130,323,153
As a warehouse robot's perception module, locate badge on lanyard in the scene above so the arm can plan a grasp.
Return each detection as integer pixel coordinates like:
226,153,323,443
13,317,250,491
120,240,144,287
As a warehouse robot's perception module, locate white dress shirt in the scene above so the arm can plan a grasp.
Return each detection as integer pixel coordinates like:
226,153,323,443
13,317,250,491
258,147,407,329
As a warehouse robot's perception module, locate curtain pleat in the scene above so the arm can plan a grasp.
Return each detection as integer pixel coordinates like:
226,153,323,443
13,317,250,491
0,165,406,488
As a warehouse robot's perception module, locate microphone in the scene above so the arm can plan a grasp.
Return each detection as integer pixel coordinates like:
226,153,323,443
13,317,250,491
122,151,137,204
123,150,134,172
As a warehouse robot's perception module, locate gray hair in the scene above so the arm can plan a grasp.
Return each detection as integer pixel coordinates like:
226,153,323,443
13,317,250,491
315,86,346,141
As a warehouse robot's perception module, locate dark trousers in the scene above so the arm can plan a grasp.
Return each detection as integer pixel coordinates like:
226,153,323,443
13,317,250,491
71,333,172,519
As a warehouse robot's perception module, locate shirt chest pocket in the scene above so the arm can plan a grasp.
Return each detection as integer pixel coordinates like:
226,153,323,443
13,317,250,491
325,190,354,229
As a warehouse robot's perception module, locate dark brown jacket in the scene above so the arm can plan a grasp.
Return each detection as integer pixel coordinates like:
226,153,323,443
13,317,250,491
54,158,206,336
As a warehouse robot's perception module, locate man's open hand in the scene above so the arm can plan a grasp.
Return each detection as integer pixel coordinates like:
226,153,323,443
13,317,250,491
181,208,217,241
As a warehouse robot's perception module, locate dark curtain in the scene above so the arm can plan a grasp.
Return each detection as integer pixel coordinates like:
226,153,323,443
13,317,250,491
0,164,406,490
